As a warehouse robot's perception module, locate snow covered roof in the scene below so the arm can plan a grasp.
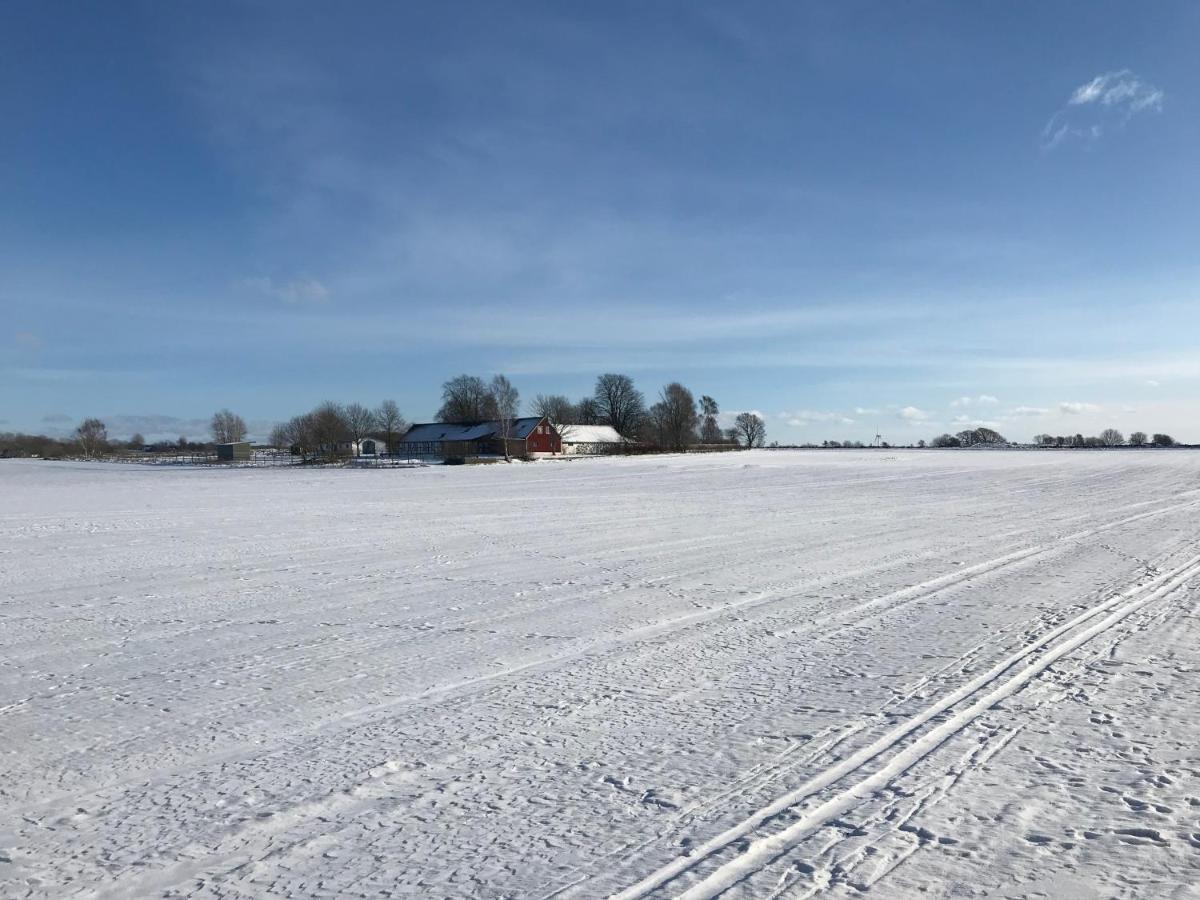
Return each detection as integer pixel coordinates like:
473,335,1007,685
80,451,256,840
558,424,627,444
400,417,548,443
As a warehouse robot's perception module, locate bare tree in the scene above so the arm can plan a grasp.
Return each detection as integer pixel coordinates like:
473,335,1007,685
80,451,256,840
437,375,495,423
732,412,766,448
276,412,318,460
700,395,723,444
1129,431,1148,447
649,382,699,451
342,403,378,456
1152,433,1175,447
269,422,292,450
128,432,145,450
210,409,248,443
76,418,108,457
575,397,600,425
490,374,520,460
533,393,576,442
375,400,406,454
593,373,646,439
310,402,351,459
1099,428,1125,447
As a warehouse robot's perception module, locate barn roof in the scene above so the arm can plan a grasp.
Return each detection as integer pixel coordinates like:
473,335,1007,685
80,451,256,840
400,417,548,443
401,422,495,442
558,424,627,444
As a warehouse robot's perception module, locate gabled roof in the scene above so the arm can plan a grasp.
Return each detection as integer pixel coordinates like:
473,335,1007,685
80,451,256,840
557,424,627,444
508,417,548,439
400,417,549,443
400,422,497,443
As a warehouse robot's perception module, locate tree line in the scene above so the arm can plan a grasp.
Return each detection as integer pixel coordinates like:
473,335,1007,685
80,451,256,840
258,372,766,462
1031,430,1175,448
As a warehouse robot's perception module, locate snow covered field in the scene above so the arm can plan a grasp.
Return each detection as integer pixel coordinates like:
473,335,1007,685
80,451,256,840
3,450,1199,899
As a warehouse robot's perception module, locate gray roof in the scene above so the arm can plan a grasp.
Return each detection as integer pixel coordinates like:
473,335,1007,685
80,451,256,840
400,417,548,443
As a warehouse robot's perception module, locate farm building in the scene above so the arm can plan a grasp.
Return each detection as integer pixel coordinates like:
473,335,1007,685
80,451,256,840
557,424,630,455
337,438,392,456
399,416,561,459
215,441,252,461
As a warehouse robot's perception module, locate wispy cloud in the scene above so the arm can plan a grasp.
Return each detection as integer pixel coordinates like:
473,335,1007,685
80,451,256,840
949,394,998,408
1059,401,1102,415
1009,405,1050,417
781,409,855,427
898,406,929,422
241,276,330,305
1042,69,1164,149
14,331,43,350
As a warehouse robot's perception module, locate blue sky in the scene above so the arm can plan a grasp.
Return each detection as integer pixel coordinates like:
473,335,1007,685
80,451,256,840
3,2,1198,443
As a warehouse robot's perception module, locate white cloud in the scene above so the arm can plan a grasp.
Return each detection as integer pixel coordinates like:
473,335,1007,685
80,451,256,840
950,394,998,408
1070,71,1164,111
1009,406,1050,417
899,406,929,422
853,406,880,416
1145,379,1160,388
1043,70,1164,149
782,409,855,427
242,276,330,304
1059,401,1102,415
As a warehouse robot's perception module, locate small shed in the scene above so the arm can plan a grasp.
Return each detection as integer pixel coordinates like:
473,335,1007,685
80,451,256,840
216,441,252,461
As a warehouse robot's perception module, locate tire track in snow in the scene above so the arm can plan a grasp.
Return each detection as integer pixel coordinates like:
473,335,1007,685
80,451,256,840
609,551,1200,900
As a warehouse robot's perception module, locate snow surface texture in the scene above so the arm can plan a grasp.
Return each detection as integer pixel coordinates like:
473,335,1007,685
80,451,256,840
2,451,1199,899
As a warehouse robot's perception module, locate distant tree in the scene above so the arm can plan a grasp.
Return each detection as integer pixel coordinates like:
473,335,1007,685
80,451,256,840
594,373,647,439
732,412,766,448
700,395,723,444
826,440,842,448
374,400,406,454
269,422,292,450
1084,435,1104,447
128,433,145,450
76,418,108,457
276,412,318,459
648,382,699,451
932,433,961,448
437,375,495,423
1099,428,1124,447
917,438,927,448
1073,433,1086,448
575,397,601,426
210,409,248,443
1152,433,1176,447
490,374,520,460
341,403,378,456
1129,431,1148,447
177,435,187,449
310,402,351,458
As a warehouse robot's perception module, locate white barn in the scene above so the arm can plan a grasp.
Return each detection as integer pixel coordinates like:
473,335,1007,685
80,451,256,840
558,424,630,455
